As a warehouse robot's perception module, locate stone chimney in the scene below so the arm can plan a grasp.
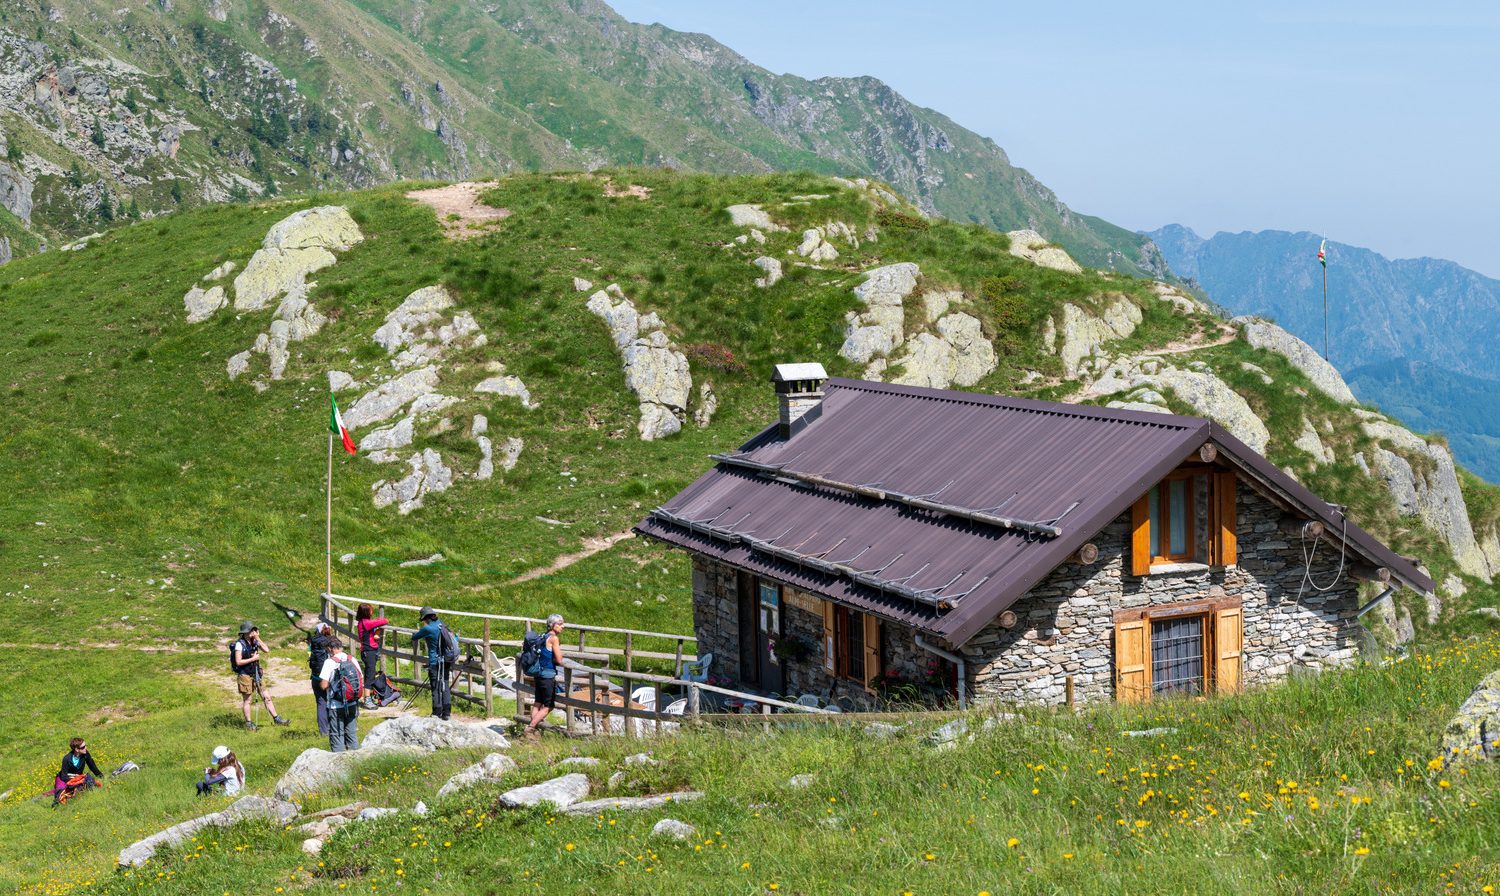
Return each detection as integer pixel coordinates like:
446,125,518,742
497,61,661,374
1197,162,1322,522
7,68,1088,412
771,362,828,438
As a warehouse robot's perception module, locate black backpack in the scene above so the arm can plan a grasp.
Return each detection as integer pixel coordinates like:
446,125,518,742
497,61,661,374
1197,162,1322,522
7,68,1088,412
437,622,461,665
327,657,363,708
519,630,548,676
308,632,331,676
229,638,253,675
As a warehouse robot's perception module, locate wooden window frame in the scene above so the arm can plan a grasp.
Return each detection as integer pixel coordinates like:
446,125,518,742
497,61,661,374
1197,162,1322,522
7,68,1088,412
1131,468,1238,574
1150,473,1197,564
823,602,883,691
1114,596,1243,702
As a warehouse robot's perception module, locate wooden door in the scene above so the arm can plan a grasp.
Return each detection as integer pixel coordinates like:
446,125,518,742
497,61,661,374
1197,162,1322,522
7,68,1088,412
757,580,784,694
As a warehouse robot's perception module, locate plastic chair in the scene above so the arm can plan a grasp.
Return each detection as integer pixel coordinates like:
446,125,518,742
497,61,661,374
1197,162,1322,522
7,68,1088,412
630,685,657,711
662,698,688,715
796,694,821,708
681,653,713,684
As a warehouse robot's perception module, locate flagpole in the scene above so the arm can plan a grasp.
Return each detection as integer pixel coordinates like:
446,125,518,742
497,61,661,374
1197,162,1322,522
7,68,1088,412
1323,262,1329,362
325,429,334,601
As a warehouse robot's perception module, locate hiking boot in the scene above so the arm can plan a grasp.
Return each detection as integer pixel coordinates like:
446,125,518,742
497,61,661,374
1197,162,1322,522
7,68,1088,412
272,715,290,727
244,721,258,731
522,726,540,742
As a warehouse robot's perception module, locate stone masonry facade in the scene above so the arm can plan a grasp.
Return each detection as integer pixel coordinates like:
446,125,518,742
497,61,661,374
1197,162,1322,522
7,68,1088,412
690,475,1363,708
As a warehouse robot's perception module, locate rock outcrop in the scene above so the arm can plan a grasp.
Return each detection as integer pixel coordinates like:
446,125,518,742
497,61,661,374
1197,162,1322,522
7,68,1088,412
372,448,455,515
274,747,424,800
586,285,696,439
839,263,919,367
118,796,298,867
888,312,996,389
498,773,590,810
1006,229,1083,274
1234,317,1356,404
1042,298,1143,378
362,716,512,752
752,256,782,288
436,752,518,797
1362,418,1491,580
562,791,704,816
1439,670,1500,766
372,285,488,369
1294,418,1335,465
344,367,441,429
232,206,363,311
184,285,227,324
1091,358,1270,454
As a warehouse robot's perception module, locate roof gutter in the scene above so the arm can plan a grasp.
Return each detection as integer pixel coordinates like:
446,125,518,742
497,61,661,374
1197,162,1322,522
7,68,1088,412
915,635,967,710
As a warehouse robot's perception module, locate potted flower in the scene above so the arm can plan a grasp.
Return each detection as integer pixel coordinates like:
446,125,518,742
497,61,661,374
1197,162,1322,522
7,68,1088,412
770,635,813,663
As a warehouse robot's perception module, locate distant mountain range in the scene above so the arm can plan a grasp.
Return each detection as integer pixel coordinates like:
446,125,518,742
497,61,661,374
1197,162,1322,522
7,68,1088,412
1149,224,1500,482
0,0,1167,277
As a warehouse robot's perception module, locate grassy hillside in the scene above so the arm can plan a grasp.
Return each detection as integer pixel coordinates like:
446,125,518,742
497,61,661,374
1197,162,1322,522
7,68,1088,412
1,170,1498,892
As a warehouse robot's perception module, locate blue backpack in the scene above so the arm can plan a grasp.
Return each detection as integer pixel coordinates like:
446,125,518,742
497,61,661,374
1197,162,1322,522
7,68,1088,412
519,631,548,676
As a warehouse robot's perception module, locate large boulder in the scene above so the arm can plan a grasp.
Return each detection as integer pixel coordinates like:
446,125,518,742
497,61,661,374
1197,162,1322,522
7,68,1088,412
1045,298,1143,377
343,367,441,429
1152,368,1269,454
563,791,704,816
725,204,777,230
586,287,692,441
839,263,919,367
0,161,35,223
274,747,424,801
1363,418,1491,581
184,285,227,324
362,715,512,752
1006,230,1083,274
118,796,298,867
371,448,454,514
1234,317,1356,404
1440,670,1500,766
498,773,590,810
888,313,996,390
232,206,363,311
436,753,518,798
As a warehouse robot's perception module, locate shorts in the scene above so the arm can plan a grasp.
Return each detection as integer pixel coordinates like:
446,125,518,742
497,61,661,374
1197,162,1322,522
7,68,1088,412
535,675,557,709
361,648,380,686
237,674,264,698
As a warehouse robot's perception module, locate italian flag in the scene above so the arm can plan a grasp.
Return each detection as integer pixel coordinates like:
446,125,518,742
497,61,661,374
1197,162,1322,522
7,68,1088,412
1318,239,1327,267
329,395,357,455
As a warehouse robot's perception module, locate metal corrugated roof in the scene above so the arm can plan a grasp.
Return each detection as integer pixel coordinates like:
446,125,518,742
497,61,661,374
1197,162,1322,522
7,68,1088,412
636,378,1432,646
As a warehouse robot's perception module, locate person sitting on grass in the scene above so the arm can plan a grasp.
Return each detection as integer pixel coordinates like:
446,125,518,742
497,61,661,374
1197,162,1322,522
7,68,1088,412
52,737,102,806
195,746,245,796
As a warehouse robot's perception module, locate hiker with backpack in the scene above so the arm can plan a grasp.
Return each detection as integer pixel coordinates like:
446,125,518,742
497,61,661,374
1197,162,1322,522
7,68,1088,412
319,639,365,752
411,607,457,721
195,745,245,796
521,614,567,741
232,622,288,731
355,603,397,709
308,623,340,735
52,737,103,806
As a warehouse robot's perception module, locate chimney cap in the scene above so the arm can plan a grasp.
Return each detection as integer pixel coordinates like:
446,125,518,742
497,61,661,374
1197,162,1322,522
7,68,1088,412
771,362,827,384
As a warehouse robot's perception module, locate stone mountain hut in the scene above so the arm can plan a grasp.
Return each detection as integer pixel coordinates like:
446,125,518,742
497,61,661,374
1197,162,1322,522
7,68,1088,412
635,364,1432,709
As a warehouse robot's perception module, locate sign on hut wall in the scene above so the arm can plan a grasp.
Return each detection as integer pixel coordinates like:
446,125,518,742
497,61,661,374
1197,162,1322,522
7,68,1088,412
785,588,822,614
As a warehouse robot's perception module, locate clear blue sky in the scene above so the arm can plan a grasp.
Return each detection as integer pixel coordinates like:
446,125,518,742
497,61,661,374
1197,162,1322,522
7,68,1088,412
610,1,1500,278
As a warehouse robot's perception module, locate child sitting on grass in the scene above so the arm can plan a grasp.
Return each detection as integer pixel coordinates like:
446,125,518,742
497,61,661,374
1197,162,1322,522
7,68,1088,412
195,746,245,796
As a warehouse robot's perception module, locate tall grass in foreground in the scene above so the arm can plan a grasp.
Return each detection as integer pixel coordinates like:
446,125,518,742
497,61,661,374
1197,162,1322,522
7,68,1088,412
3,635,1494,895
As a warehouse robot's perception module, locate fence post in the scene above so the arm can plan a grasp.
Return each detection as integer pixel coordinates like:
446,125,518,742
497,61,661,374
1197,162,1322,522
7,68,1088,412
483,619,493,720
1065,675,1075,711
761,700,771,735
624,633,634,675
654,683,663,736
320,592,329,625
588,672,599,736
688,683,700,723
563,665,574,732
674,640,684,679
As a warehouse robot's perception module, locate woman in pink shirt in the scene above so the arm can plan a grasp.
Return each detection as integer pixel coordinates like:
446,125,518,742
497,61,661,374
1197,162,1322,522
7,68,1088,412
355,603,391,709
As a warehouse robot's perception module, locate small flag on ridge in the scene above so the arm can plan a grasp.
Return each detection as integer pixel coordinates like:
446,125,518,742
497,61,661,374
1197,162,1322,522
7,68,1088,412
330,395,357,455
1317,239,1327,267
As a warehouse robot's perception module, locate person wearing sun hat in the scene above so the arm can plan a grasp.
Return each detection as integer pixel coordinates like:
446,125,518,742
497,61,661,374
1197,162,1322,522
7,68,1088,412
196,745,245,796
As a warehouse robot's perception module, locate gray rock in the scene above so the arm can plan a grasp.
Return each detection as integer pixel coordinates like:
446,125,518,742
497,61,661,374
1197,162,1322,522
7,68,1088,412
564,792,704,816
499,773,591,810
1151,368,1269,454
1444,575,1469,599
1053,299,1142,377
752,256,782,288
118,796,298,867
623,752,658,766
888,312,996,390
651,818,697,841
586,288,692,440
922,718,968,746
372,448,453,514
301,838,323,856
414,801,428,816
474,375,534,408
1471,608,1500,621
559,757,601,767
573,277,594,292
864,722,903,738
361,417,414,453
1439,670,1500,765
693,381,717,428
274,747,424,801
0,161,35,223
1122,727,1178,738
1235,317,1356,404
362,715,511,753
437,753,518,798
344,367,440,429
795,228,838,262
399,553,445,568
786,774,816,788
327,370,355,392
226,351,252,380
372,285,455,353
184,285,227,323
840,263,920,366
1007,230,1083,273
357,807,400,821
1294,418,1334,465
725,204,776,230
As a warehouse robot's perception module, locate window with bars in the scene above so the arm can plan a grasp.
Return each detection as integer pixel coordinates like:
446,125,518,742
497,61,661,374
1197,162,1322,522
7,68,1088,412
822,601,883,690
1149,615,1205,695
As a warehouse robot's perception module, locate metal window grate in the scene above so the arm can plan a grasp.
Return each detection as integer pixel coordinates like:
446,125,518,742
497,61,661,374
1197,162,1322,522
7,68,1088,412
1151,616,1204,694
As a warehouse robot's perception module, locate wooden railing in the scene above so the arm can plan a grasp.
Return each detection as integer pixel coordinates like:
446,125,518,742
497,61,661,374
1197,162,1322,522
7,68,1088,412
321,592,698,719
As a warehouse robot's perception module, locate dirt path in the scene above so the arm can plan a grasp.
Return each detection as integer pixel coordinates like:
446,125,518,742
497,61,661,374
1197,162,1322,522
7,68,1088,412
508,529,636,584
405,181,511,239
1137,322,1237,356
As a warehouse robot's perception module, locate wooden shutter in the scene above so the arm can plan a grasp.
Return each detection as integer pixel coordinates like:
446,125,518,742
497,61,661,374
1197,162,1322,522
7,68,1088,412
1214,605,1243,694
1213,472,1237,567
1130,496,1152,576
862,614,882,691
822,601,836,673
1115,616,1150,703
